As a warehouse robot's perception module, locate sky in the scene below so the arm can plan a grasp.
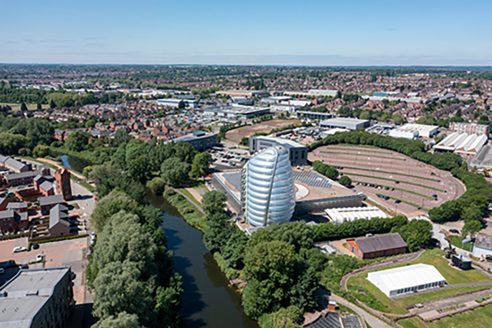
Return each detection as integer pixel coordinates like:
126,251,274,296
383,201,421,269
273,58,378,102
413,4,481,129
1,0,492,66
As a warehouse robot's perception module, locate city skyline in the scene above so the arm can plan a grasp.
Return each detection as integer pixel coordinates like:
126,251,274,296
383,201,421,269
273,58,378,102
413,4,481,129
2,0,492,65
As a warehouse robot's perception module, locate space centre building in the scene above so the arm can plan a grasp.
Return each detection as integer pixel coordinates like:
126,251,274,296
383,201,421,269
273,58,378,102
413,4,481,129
241,146,296,226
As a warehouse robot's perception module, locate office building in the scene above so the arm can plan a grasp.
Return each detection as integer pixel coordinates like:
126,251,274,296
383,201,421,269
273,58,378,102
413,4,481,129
171,130,218,151
449,122,489,135
367,264,446,297
242,147,296,227
320,118,370,130
0,267,74,328
249,136,308,166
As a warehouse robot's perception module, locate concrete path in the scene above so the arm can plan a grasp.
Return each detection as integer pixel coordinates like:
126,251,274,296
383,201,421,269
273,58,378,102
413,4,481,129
330,294,394,328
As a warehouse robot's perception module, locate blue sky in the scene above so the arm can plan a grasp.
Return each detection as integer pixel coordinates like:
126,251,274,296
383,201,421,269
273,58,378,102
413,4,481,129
1,0,491,65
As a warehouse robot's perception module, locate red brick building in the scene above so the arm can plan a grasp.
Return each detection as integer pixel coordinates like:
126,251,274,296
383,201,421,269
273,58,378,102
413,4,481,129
54,168,72,201
346,233,407,259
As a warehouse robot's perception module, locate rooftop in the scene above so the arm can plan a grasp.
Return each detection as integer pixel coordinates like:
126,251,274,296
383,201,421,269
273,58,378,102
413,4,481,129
355,232,407,253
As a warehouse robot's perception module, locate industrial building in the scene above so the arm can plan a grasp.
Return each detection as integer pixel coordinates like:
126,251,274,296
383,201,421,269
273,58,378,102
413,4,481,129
469,145,492,171
325,206,388,224
297,111,333,121
472,234,492,258
449,122,489,135
200,105,270,120
0,155,31,173
156,98,198,109
320,118,370,130
242,147,296,227
216,89,270,98
212,167,365,218
367,264,446,297
389,123,439,139
433,132,488,157
170,130,218,151
346,233,407,259
249,136,308,166
285,89,339,98
0,267,74,327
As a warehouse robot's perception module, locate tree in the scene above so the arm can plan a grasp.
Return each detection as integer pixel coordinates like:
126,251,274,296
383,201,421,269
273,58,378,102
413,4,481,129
462,204,482,222
49,99,57,109
20,102,28,112
66,131,90,152
258,306,302,328
243,241,299,319
92,262,155,325
90,190,138,233
339,176,352,188
190,152,212,179
36,103,42,110
32,144,50,157
202,190,227,216
147,177,166,195
462,220,482,238
203,211,233,253
392,219,432,252
92,312,143,328
160,157,191,187
173,142,196,163
0,132,27,155
155,274,183,327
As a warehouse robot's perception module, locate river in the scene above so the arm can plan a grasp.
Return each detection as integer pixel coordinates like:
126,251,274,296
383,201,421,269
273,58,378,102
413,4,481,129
150,196,258,328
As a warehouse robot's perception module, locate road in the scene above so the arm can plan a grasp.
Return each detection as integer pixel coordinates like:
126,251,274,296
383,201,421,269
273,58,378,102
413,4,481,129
330,294,393,328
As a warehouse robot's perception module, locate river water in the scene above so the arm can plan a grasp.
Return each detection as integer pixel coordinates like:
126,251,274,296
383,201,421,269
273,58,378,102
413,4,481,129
150,196,258,328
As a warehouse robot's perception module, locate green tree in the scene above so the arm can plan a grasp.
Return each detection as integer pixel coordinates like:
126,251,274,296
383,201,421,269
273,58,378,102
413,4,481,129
20,102,28,112
32,144,50,157
202,190,227,216
0,132,27,155
160,157,191,187
90,190,138,233
462,219,482,238
92,312,143,328
190,152,212,178
49,99,57,109
258,306,302,328
339,176,352,188
66,131,90,152
392,219,432,252
147,177,166,195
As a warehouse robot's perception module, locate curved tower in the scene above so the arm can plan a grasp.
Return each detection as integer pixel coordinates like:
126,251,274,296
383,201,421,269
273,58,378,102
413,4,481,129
242,146,295,227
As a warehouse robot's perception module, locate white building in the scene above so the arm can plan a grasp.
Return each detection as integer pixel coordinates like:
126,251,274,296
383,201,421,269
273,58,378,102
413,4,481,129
367,264,446,297
320,118,370,130
325,206,388,224
156,98,198,109
433,132,488,157
472,234,492,258
389,123,439,139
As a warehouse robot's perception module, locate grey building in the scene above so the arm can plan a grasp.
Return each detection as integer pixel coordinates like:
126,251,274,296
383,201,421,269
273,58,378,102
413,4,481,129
0,267,74,328
320,117,370,130
249,136,308,166
297,111,334,121
171,130,218,151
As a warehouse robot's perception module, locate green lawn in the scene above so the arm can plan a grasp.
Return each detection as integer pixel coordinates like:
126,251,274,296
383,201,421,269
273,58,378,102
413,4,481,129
448,235,474,252
347,249,492,314
400,304,492,328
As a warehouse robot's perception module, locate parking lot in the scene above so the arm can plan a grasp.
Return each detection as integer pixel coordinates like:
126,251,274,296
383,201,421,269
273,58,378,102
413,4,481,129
309,144,466,216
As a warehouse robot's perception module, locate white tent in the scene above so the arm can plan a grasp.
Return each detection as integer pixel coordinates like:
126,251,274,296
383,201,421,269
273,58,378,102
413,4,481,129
367,263,446,297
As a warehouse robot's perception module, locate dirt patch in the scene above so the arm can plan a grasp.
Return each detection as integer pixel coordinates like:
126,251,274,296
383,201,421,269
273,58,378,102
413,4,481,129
225,119,300,144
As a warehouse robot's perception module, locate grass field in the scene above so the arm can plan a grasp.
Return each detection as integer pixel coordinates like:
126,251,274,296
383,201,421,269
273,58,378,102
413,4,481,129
400,304,492,328
0,102,48,111
347,249,492,314
448,235,474,252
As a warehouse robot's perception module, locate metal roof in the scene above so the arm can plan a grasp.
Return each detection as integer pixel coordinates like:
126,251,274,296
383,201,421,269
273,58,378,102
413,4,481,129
355,233,407,253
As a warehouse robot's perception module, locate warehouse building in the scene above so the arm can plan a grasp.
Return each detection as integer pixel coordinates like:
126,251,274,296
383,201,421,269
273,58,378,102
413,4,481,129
346,233,407,259
297,111,333,121
249,136,308,166
216,89,269,98
325,206,388,224
433,132,488,157
469,145,492,171
156,98,199,109
0,267,74,327
367,264,446,297
389,123,439,139
320,118,370,130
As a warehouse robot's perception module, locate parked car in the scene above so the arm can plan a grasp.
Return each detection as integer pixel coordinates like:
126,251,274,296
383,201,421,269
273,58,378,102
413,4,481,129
12,246,27,253
449,229,460,234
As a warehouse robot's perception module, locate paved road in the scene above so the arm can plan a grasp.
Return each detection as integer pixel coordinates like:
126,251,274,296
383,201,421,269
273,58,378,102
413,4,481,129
331,294,393,328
